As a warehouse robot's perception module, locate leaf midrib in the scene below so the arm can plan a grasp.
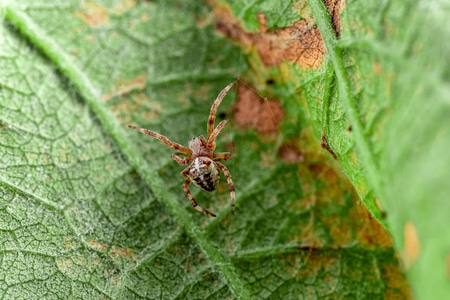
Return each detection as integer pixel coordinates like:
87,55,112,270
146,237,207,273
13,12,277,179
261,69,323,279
4,6,252,299
307,0,387,227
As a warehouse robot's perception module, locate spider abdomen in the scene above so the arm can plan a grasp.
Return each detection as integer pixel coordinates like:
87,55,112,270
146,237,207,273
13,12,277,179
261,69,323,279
188,157,220,192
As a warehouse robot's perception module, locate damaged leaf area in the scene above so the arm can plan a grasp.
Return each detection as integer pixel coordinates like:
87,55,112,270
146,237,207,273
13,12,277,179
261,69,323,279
233,82,283,133
213,4,325,68
212,0,344,68
0,0,424,299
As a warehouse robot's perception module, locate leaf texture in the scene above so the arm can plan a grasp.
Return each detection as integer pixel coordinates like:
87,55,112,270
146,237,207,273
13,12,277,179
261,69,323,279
0,0,419,298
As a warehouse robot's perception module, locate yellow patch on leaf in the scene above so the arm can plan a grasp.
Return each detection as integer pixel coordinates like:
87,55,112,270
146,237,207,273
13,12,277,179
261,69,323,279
402,221,421,269
74,1,111,27
102,74,147,101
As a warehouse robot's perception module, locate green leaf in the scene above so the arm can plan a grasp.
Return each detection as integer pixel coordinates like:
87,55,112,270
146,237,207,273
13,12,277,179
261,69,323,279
307,0,450,298
0,0,419,298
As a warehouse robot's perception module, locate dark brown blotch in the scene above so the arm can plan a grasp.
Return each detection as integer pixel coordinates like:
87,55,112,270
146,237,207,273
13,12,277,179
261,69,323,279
194,172,216,191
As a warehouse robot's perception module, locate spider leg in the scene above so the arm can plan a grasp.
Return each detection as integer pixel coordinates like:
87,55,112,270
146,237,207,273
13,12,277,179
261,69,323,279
212,152,231,161
207,120,228,150
199,135,207,145
214,162,235,215
171,154,191,165
207,80,237,139
183,178,216,217
128,125,191,154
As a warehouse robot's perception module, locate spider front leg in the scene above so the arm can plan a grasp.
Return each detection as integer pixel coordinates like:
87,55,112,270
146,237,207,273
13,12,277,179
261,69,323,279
207,80,237,139
207,120,228,150
128,125,191,154
215,162,235,215
183,178,217,217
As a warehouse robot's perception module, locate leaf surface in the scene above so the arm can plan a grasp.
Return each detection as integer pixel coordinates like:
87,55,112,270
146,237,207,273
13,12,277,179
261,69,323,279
0,0,418,298
306,0,450,298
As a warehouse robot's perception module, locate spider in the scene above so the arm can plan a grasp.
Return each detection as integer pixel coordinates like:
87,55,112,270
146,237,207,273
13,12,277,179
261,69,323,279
128,81,236,217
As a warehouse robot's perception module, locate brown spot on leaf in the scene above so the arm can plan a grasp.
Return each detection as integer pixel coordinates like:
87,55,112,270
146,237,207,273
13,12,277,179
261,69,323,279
375,198,386,218
260,150,277,168
373,61,382,76
212,5,325,68
71,49,79,57
302,162,392,248
141,12,150,23
446,253,450,279
233,83,283,133
73,1,111,27
382,263,413,299
294,251,338,282
279,143,304,163
56,258,74,272
102,73,147,101
109,246,137,260
290,127,393,249
113,0,137,15
290,213,326,247
402,221,421,269
64,237,76,249
324,0,345,37
352,208,393,247
321,133,338,159
88,240,108,251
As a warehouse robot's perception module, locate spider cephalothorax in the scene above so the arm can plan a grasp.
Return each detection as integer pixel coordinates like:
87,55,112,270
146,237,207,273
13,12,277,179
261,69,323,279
128,81,236,217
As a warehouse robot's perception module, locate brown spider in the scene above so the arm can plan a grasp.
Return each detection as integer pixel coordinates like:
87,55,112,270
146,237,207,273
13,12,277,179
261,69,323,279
128,81,236,217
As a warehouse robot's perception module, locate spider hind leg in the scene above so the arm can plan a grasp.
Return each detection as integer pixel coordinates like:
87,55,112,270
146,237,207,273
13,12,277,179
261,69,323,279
183,178,217,217
215,162,235,215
